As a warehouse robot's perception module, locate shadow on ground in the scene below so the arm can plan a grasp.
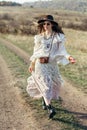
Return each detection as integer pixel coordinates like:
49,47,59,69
53,107,87,130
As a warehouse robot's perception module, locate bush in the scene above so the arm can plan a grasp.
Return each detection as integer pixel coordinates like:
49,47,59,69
0,21,7,33
81,18,87,31
0,13,13,20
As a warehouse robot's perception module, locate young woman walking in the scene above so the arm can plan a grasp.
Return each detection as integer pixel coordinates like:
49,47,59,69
27,15,76,119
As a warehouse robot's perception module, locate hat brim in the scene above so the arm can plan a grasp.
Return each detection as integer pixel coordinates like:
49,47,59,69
38,19,58,25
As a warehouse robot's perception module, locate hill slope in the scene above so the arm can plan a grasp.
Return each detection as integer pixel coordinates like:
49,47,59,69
23,0,87,12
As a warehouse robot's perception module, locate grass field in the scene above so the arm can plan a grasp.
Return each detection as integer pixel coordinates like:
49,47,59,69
1,28,87,93
0,6,87,35
0,6,87,130
0,38,83,130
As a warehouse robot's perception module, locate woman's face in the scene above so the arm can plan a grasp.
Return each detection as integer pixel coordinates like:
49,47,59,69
43,21,52,32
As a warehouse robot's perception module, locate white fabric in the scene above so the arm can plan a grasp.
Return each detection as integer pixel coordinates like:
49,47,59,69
26,33,70,99
30,33,70,65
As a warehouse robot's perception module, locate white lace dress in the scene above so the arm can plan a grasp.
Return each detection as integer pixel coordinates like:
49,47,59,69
26,33,70,100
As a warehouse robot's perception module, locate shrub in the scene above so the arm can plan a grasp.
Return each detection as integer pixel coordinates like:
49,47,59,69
1,13,13,20
0,21,7,33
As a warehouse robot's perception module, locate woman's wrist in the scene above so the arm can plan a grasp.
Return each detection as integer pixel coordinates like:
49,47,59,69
68,56,76,63
69,56,73,60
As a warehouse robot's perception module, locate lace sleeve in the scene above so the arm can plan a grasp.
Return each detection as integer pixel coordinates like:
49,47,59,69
30,35,41,62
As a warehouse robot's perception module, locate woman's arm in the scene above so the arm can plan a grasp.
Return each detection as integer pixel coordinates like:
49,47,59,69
28,35,40,73
57,33,76,64
28,59,36,73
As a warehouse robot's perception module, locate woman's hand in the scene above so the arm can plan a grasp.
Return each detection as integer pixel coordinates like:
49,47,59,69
28,65,33,73
28,62,35,73
69,56,76,64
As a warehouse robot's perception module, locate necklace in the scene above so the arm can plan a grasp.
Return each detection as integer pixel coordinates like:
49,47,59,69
44,32,53,40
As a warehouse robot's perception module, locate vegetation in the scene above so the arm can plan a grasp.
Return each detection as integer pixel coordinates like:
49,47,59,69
1,28,87,93
0,7,87,35
0,1,21,6
0,38,84,130
23,0,87,13
0,6,87,129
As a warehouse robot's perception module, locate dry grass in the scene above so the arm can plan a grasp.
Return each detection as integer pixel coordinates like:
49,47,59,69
0,6,87,90
63,29,87,69
64,28,87,52
1,28,87,92
61,29,87,91
1,34,34,55
0,37,83,130
0,7,87,130
0,7,87,34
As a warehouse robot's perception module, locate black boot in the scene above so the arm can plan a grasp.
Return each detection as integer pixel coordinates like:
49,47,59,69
42,98,47,110
47,104,56,119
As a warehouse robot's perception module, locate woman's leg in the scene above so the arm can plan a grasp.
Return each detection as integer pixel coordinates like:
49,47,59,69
43,97,56,119
42,97,47,110
43,97,51,106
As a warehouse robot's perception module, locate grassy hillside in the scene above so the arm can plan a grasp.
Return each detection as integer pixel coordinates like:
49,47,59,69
23,0,87,12
0,28,87,129
1,28,87,93
0,7,87,35
0,1,21,6
0,6,87,130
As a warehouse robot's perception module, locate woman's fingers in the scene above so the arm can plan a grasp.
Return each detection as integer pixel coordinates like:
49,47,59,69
69,56,76,64
29,67,32,73
70,58,76,64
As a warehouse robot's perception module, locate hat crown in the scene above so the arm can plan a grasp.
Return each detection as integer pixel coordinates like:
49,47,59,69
43,15,54,21
38,15,58,25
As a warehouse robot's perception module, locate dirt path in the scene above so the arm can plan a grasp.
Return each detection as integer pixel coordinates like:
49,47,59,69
0,37,87,129
61,81,87,127
0,38,29,64
0,55,39,130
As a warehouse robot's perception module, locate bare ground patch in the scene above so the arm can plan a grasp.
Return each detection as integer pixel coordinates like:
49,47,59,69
0,55,41,130
60,80,87,127
0,37,87,129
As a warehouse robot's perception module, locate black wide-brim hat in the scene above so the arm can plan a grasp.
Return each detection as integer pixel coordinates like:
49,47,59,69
38,15,58,25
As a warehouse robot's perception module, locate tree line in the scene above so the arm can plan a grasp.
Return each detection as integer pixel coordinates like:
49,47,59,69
0,1,21,6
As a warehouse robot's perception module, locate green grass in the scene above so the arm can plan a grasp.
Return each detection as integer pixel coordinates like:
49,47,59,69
1,34,34,55
1,29,87,93
0,41,29,85
0,40,85,130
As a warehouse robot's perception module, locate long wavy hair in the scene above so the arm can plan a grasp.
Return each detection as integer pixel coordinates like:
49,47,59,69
37,21,64,34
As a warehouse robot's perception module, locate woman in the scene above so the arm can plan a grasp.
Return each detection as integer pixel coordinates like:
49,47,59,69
27,15,75,119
